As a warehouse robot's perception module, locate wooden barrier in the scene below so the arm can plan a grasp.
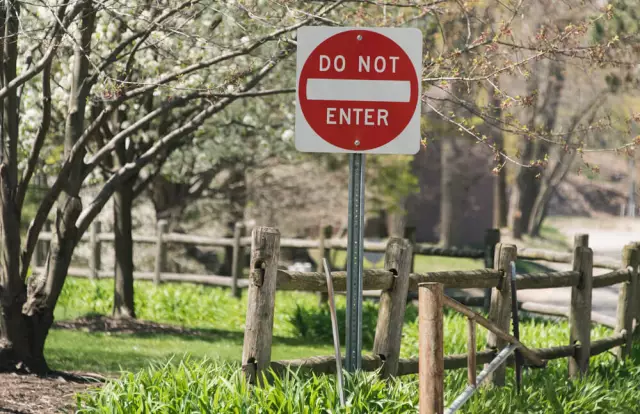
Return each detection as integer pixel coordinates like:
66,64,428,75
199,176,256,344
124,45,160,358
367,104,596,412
569,244,593,378
89,221,101,280
616,245,638,359
486,243,516,386
154,220,168,285
36,222,631,296
373,238,412,378
230,222,245,299
419,283,444,414
242,227,280,385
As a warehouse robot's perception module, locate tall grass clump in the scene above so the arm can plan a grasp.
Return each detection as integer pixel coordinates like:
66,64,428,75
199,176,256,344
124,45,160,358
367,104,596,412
77,345,640,413
76,357,418,413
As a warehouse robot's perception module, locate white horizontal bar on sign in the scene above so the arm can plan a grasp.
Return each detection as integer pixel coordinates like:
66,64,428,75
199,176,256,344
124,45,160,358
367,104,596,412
306,78,411,102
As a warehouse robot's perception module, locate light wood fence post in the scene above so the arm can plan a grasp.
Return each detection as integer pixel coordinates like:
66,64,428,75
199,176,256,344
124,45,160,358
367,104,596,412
231,222,245,299
569,244,593,378
317,224,329,304
419,282,444,414
485,243,516,386
483,229,501,312
633,241,640,329
33,220,51,268
242,227,280,385
373,237,412,378
33,219,53,266
404,226,417,273
615,244,638,359
154,220,168,285
89,221,102,280
574,234,589,249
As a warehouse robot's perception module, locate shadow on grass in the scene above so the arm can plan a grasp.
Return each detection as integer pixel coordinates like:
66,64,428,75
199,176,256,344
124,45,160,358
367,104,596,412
52,313,324,347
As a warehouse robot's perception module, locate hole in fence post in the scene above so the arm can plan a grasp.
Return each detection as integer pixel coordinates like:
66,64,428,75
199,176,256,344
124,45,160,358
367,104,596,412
250,261,266,287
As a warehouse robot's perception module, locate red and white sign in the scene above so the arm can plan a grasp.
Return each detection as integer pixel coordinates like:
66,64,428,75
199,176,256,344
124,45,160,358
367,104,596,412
295,27,422,154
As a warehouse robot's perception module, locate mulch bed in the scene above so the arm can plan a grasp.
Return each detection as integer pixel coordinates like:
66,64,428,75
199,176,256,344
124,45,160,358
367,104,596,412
1,315,181,413
0,371,103,414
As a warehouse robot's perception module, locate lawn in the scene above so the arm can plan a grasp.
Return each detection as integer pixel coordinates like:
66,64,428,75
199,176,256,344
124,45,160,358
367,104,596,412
47,275,640,412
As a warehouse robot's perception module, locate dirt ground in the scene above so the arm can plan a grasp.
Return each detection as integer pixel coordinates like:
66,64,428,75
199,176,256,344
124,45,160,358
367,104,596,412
0,316,185,414
0,371,102,414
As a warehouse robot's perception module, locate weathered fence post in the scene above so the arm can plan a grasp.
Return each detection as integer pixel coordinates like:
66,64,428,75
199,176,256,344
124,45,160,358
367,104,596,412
634,241,640,328
317,224,329,304
373,237,412,378
419,282,444,414
404,226,417,273
483,229,501,312
574,234,589,249
569,244,593,378
89,221,102,280
154,220,168,285
231,222,245,299
242,227,280,385
615,244,638,359
32,220,51,268
485,243,516,386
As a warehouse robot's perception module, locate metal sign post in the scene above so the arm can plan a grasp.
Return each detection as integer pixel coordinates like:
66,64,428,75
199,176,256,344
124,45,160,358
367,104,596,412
346,153,365,372
295,26,422,374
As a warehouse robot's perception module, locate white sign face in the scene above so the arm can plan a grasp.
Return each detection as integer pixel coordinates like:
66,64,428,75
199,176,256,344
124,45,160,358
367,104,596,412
295,26,423,154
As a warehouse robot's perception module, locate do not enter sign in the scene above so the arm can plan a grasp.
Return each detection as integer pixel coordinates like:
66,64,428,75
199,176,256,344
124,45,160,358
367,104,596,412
295,27,422,154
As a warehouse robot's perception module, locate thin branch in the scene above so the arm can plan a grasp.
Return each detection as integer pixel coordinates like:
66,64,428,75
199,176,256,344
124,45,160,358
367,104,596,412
76,46,291,235
17,59,52,211
0,1,80,102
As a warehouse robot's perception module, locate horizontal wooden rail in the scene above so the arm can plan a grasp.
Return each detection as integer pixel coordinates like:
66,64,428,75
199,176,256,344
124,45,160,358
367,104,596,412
276,269,394,291
442,295,545,367
592,268,631,288
515,271,580,289
36,267,251,288
412,245,484,258
262,332,625,378
410,269,501,290
590,332,626,356
55,264,617,296
40,231,485,258
517,247,620,269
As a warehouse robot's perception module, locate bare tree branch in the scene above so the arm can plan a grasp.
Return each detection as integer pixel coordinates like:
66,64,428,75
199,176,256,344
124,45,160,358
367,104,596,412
16,60,52,211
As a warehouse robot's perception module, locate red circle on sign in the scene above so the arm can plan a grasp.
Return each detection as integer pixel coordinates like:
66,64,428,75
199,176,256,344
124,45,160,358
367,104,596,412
299,30,419,151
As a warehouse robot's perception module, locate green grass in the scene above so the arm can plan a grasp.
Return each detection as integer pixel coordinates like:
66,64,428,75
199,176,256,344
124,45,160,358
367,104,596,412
331,250,482,272
53,276,640,412
71,287,639,413
76,348,640,413
46,329,334,373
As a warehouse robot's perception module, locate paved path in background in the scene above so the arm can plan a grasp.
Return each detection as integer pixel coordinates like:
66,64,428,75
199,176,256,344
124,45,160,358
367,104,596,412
459,225,640,322
517,227,640,321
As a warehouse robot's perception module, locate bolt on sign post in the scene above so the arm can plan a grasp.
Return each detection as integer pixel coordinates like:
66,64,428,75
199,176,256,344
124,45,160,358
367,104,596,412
296,27,423,372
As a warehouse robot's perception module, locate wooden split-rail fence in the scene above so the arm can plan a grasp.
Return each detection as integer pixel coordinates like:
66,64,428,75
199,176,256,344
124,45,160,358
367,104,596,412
241,226,638,400
32,221,512,300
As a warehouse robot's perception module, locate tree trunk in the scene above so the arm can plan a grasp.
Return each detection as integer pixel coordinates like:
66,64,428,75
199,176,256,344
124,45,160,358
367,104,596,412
0,0,30,371
18,0,96,372
488,83,508,228
440,138,463,247
113,182,136,319
23,196,83,373
494,166,508,228
509,163,539,239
